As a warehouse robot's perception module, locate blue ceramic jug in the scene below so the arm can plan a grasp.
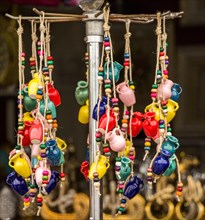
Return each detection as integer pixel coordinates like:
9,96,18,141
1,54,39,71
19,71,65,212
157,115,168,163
6,171,28,196
103,61,123,83
92,96,108,121
171,83,182,102
46,140,61,166
162,135,180,156
45,170,60,194
152,150,171,175
123,175,144,199
40,98,56,118
163,154,176,176
118,157,131,181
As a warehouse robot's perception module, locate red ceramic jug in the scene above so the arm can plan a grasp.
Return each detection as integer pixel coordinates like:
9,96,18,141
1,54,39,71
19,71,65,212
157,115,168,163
48,83,61,107
98,108,116,132
143,112,158,138
22,121,33,147
80,161,89,180
127,112,144,137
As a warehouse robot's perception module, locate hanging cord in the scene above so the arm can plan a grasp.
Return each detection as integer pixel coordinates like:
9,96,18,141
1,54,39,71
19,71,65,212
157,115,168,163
17,16,25,150
151,12,161,111
31,20,38,74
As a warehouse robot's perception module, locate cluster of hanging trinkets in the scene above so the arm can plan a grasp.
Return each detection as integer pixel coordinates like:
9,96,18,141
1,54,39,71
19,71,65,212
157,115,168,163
6,15,67,215
79,7,183,215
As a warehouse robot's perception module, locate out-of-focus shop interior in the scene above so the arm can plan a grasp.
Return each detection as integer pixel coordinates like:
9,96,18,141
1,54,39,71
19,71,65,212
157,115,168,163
0,0,205,219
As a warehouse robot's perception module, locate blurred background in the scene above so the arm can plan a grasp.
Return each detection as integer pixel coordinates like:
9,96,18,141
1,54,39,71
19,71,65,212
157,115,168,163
0,0,204,219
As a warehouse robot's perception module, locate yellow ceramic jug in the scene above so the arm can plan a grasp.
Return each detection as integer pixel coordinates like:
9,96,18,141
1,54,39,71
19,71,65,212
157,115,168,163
23,112,34,122
78,100,89,124
56,137,67,151
9,152,31,178
28,73,41,99
144,99,179,123
88,155,110,179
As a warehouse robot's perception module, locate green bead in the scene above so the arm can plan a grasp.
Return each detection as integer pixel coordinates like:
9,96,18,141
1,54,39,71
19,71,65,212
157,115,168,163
42,176,48,180
22,61,25,65
15,145,21,150
118,189,123,193
30,66,36,70
96,138,101,142
160,47,164,52
129,81,134,85
118,207,125,213
168,128,172,132
18,121,24,126
18,91,24,95
40,144,46,149
104,84,111,89
159,124,165,129
157,70,162,75
166,42,168,48
144,147,150,151
46,110,52,115
116,157,121,162
47,60,54,65
98,71,103,76
152,84,158,89
103,143,109,147
30,184,35,189
162,105,167,109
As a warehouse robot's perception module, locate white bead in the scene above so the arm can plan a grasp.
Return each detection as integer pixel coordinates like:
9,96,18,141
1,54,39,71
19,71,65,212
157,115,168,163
105,46,111,51
115,162,121,166
159,56,165,61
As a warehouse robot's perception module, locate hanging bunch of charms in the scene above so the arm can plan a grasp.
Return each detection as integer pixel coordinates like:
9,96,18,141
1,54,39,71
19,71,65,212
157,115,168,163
144,13,183,200
6,15,67,215
80,5,144,215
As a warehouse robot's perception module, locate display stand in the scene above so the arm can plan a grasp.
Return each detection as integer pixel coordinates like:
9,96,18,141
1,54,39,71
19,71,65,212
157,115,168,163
5,6,183,220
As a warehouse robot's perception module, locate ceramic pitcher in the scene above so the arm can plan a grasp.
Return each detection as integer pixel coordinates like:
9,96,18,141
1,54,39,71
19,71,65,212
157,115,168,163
92,96,108,121
143,111,158,138
98,108,116,132
171,83,182,102
163,154,176,176
46,139,61,166
161,135,180,155
75,80,88,105
145,99,179,123
48,83,61,107
157,78,174,100
9,152,31,178
23,86,37,112
88,155,110,179
118,157,131,181
106,128,126,152
116,82,136,106
127,112,144,137
123,175,144,199
152,150,171,175
103,61,123,83
28,73,41,99
35,160,51,186
78,100,89,124
40,98,56,118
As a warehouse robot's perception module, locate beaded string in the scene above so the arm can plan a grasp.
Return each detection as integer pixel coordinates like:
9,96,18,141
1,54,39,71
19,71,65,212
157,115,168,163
31,20,38,76
17,16,25,150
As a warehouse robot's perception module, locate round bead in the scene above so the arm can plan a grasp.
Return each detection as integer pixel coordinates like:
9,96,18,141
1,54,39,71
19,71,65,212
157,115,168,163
160,52,164,56
94,182,100,187
105,46,111,51
93,172,99,177
61,177,66,182
129,85,135,90
37,197,43,203
177,187,183,192
104,37,109,42
103,147,110,153
144,147,150,151
159,56,165,61
43,170,49,176
115,161,121,166
147,167,152,172
112,98,119,103
147,176,152,181
177,182,183,187
129,155,135,160
124,53,129,58
60,173,65,178
144,141,151,147
163,70,169,75
151,93,157,98
176,191,182,197
121,199,126,203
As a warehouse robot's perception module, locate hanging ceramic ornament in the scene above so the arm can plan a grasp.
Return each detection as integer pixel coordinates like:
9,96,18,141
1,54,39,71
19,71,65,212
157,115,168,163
144,13,183,201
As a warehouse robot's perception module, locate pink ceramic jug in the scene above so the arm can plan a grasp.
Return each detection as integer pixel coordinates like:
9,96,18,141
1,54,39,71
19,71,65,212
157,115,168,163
35,160,51,186
116,82,136,106
29,119,43,144
157,79,174,100
106,128,126,152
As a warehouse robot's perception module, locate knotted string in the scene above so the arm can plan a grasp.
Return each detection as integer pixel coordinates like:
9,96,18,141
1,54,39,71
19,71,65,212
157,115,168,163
31,20,38,74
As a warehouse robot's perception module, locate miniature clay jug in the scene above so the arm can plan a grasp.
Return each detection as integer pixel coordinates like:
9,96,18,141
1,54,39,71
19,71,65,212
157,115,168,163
152,150,171,175
123,175,144,200
48,83,61,107
127,112,144,137
163,154,176,177
161,135,180,155
89,155,110,179
157,78,174,100
23,86,37,112
98,108,116,132
145,99,179,123
75,80,88,105
29,118,43,145
92,96,108,121
45,170,60,194
40,98,56,118
143,111,158,138
103,61,123,83
28,73,41,99
116,82,136,106
35,160,51,186
22,121,33,147
78,100,89,124
46,139,61,166
9,152,31,178
118,157,131,181
171,83,182,102
106,128,126,152
6,171,28,196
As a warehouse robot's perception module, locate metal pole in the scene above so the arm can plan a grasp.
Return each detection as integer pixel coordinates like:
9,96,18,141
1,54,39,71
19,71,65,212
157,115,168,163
84,11,103,220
